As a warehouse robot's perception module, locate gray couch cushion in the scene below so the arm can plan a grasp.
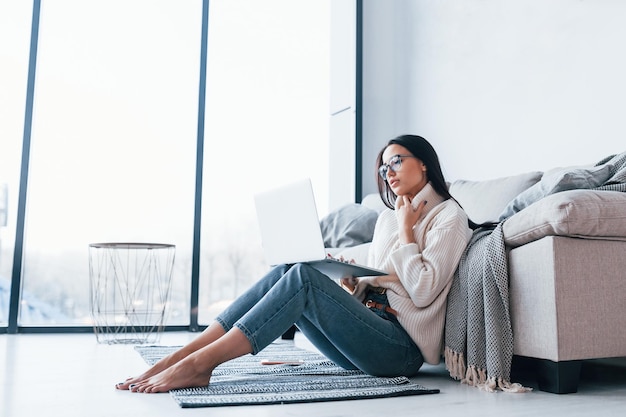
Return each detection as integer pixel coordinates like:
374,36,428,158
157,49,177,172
499,164,613,220
320,204,379,248
503,189,626,247
449,171,543,224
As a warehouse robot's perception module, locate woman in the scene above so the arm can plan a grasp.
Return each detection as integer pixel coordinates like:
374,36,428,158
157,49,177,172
116,134,472,393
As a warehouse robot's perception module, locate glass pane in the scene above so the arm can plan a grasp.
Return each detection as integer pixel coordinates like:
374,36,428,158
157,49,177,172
0,2,33,326
198,0,330,324
20,0,202,326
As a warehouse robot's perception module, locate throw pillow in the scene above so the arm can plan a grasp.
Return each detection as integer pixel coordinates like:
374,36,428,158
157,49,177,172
498,164,613,220
449,171,543,224
320,204,379,248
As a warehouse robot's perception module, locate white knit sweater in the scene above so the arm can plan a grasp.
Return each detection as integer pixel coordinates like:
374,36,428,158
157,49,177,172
352,183,472,364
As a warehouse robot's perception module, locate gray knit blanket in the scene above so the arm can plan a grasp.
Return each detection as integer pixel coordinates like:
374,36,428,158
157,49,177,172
444,151,626,392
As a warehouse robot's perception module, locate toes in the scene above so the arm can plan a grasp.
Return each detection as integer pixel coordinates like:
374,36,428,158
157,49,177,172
124,379,168,393
141,384,158,394
136,383,157,393
116,376,138,390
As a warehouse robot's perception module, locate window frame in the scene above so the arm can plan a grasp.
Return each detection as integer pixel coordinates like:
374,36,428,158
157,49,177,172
2,0,363,335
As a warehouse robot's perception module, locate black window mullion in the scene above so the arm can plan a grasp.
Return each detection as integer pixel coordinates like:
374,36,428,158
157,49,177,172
189,0,210,332
8,0,41,334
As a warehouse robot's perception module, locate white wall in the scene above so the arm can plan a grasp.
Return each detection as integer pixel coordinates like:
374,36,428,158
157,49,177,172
361,0,626,196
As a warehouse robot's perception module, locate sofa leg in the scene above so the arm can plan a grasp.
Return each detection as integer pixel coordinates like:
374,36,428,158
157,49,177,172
535,359,582,394
512,356,582,394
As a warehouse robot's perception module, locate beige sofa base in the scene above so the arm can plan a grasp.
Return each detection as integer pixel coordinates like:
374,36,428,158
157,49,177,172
508,236,626,392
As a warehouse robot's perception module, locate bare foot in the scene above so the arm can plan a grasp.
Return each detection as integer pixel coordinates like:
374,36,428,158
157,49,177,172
128,355,213,393
118,325,250,393
115,351,182,390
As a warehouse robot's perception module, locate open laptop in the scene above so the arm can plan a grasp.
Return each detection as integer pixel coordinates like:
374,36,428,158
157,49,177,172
253,178,387,279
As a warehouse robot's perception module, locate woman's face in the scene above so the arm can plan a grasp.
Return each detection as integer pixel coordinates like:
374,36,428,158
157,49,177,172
381,144,428,198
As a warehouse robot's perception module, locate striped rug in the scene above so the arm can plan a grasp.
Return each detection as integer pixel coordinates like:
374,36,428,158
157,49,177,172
135,341,438,408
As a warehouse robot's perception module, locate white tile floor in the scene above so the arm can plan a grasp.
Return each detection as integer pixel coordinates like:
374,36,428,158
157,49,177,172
2,331,626,417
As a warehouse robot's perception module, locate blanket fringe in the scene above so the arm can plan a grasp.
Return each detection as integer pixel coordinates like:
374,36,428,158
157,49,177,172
496,378,533,393
444,347,466,381
462,365,488,389
444,347,532,393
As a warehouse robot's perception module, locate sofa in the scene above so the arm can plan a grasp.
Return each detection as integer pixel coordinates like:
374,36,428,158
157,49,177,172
326,152,626,394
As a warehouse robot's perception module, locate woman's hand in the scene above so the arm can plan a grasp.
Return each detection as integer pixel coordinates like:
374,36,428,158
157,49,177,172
340,276,358,293
395,195,427,245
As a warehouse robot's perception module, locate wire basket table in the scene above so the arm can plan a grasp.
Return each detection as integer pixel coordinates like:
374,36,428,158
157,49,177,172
88,242,175,344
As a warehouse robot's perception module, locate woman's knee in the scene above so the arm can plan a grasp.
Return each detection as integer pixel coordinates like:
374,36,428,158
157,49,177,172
282,263,317,286
257,264,292,289
271,264,292,276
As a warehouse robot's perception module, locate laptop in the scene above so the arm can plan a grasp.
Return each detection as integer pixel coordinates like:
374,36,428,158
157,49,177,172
253,178,387,279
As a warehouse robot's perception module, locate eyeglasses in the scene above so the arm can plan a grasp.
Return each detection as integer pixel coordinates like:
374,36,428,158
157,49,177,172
378,154,417,180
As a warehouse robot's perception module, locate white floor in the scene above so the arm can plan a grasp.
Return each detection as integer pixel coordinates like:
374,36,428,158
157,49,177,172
2,331,626,417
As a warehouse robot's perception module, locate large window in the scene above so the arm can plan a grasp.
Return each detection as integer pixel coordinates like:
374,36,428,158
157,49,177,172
17,0,202,326
1,0,330,330
198,0,330,323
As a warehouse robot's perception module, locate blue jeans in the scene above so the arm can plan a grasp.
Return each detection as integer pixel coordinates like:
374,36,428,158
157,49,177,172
215,263,424,377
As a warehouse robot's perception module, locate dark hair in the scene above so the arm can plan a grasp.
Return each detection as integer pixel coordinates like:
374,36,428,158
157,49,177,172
375,134,491,230
376,134,452,209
